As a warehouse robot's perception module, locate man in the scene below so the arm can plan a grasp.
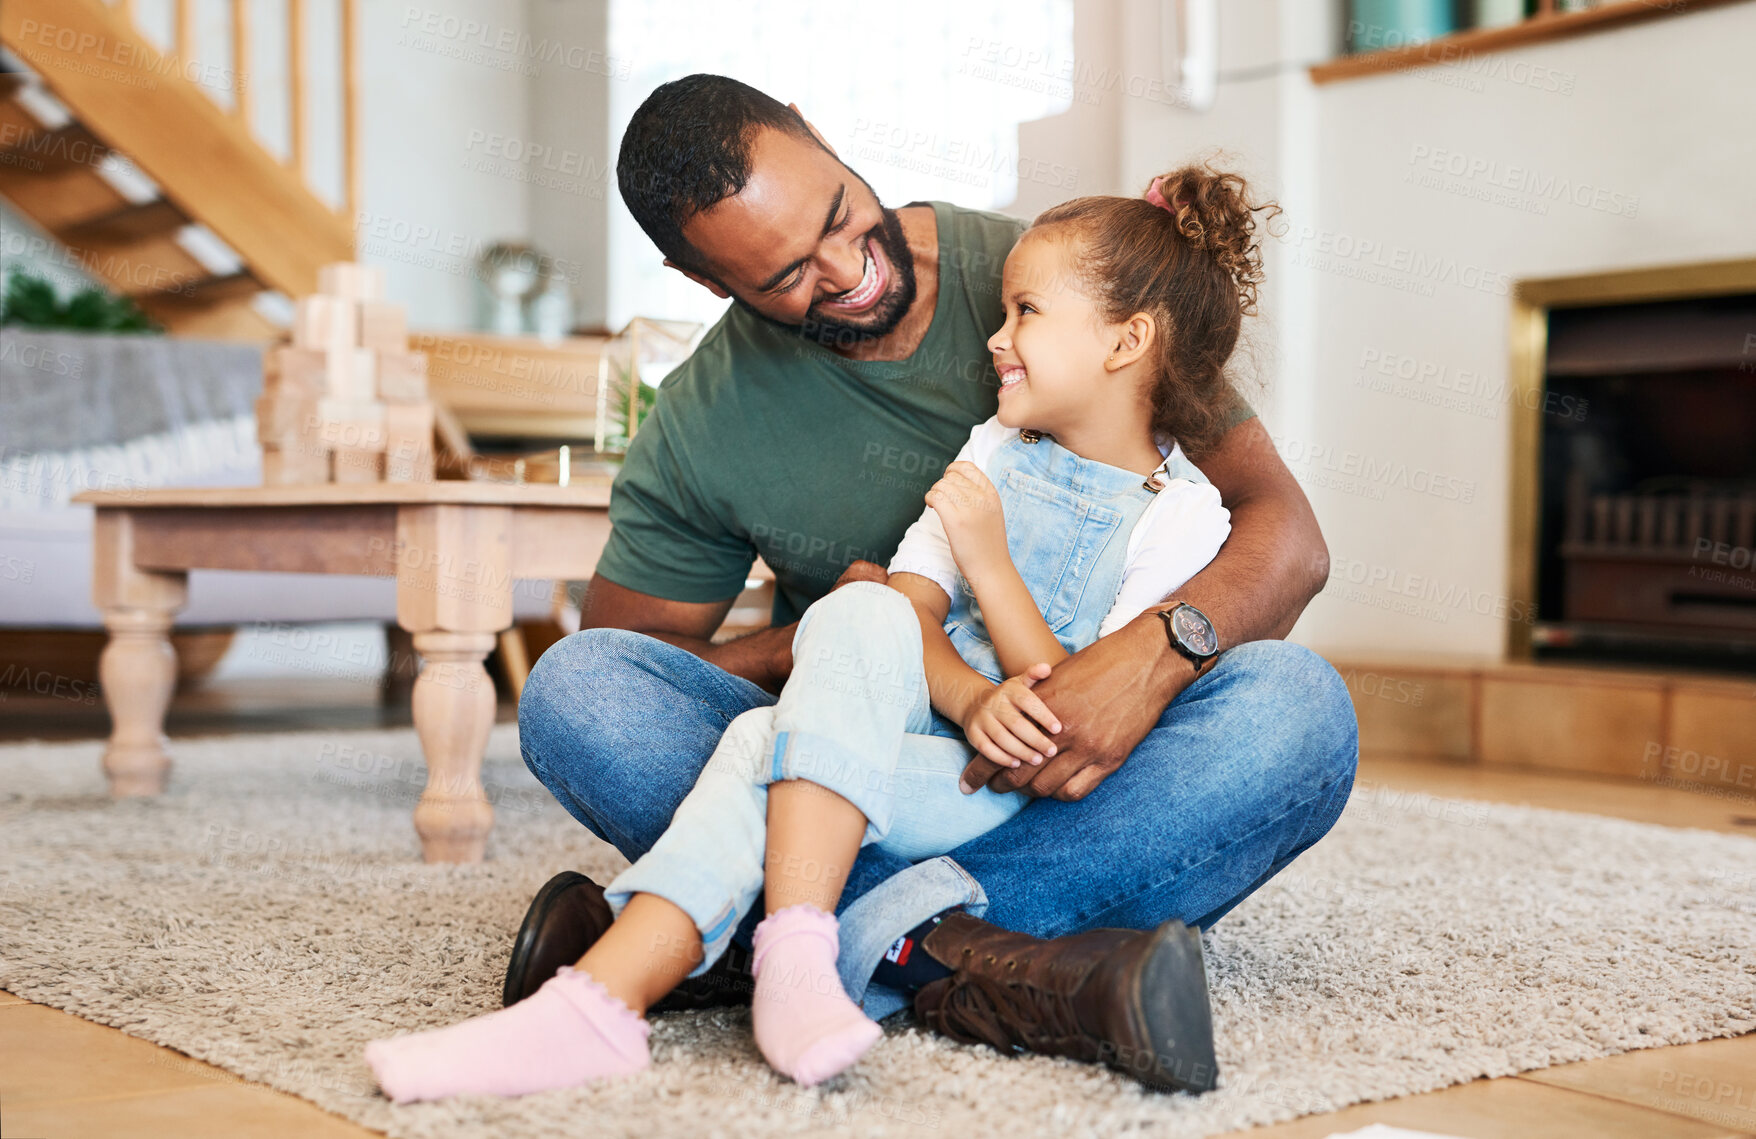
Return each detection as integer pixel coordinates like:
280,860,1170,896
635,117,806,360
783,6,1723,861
506,74,1357,1093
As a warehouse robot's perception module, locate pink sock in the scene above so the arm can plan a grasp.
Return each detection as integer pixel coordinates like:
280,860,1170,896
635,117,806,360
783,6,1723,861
364,967,649,1103
751,905,883,1086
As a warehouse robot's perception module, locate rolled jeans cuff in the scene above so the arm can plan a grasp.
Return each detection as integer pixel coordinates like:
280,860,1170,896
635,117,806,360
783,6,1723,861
771,727,902,840
604,850,748,978
837,855,988,1017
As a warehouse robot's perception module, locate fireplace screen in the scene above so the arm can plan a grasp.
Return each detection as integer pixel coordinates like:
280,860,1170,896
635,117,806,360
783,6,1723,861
1534,294,1756,670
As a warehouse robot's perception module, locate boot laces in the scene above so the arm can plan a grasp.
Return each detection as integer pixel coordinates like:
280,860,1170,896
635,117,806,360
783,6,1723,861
927,967,1087,1057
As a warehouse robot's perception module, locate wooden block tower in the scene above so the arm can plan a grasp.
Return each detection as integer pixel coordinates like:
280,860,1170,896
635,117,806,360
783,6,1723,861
258,263,436,485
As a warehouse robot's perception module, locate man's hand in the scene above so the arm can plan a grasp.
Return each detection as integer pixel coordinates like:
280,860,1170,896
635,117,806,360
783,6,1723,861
834,559,890,590
956,663,1062,787
926,461,1008,584
765,559,891,684
959,615,1192,801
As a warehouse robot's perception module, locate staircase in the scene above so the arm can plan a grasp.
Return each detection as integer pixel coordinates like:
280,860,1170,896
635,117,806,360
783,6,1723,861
0,0,356,339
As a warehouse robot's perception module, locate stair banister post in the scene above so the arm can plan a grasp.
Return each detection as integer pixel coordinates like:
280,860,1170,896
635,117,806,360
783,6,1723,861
288,0,306,181
232,0,251,125
342,0,359,226
176,0,194,67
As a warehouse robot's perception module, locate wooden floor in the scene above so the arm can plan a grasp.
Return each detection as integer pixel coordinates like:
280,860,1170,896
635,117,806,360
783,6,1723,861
3,680,1754,1138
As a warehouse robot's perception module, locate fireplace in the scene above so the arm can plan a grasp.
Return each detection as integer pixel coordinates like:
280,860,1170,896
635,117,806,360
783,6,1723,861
1524,289,1756,671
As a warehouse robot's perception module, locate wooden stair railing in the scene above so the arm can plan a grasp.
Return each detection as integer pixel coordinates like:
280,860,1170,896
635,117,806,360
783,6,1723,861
0,0,357,338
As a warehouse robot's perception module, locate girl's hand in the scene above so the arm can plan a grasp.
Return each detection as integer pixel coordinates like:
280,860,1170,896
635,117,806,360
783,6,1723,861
926,461,1008,581
958,663,1063,790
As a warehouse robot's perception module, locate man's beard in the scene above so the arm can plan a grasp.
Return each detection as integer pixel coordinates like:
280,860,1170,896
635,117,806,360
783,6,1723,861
735,206,919,349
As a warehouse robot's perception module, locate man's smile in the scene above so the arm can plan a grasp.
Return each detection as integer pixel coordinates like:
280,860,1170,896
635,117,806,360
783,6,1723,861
820,238,888,313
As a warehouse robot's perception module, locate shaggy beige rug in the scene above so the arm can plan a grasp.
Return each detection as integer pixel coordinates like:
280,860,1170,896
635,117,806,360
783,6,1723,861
2,726,1753,1138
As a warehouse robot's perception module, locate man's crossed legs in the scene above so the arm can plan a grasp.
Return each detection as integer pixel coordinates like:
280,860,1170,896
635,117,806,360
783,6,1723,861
514,627,1357,1087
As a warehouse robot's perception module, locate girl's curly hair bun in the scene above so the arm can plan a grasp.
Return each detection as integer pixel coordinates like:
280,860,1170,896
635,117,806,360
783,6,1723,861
1146,164,1279,315
1029,161,1280,454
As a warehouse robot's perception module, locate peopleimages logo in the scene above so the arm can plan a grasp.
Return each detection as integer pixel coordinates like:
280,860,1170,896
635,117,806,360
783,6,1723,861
1273,435,1478,504
959,37,1198,108
1326,556,1539,626
398,6,631,77
1406,145,1640,218
849,120,1078,192
1353,347,1589,423
13,18,243,93
1346,22,1576,94
1283,226,1512,298
0,336,83,377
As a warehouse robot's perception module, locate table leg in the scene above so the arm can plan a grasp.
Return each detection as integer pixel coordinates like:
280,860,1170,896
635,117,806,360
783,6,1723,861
92,510,188,797
409,630,497,862
395,503,513,863
99,606,183,795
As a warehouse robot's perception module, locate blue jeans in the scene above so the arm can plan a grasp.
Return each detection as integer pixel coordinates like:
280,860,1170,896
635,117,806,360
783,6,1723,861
603,582,1027,972
520,622,1358,1019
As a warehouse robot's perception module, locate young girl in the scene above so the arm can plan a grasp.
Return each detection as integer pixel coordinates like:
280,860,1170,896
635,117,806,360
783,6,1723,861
365,162,1274,1102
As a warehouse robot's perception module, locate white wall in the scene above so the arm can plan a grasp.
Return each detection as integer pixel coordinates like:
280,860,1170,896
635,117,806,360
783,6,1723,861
356,0,534,329
524,0,612,330
355,0,614,331
1115,1,1756,658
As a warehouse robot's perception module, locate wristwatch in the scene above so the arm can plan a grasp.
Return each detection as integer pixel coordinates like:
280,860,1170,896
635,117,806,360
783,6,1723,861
1157,602,1219,676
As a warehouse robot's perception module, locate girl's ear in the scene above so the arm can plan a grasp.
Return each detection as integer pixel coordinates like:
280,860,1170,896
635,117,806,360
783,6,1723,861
1105,312,1156,372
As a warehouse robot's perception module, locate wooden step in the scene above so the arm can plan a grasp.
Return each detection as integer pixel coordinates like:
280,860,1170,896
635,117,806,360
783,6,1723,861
135,273,283,341
0,89,46,159
136,291,280,341
0,162,127,230
0,122,108,176
61,199,189,245
137,269,261,306
0,151,270,336
85,233,219,301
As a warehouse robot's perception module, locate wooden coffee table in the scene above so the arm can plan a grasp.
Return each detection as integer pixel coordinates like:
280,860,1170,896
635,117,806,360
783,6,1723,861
74,481,614,863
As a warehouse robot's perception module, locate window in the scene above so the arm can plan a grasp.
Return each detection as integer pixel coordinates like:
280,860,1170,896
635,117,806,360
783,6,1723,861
607,0,1073,329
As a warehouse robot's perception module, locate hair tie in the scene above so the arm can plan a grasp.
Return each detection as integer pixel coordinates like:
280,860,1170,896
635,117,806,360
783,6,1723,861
1145,176,1186,214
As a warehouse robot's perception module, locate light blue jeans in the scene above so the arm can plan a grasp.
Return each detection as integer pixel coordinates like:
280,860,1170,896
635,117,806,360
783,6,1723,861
521,607,1358,1019
603,581,1025,971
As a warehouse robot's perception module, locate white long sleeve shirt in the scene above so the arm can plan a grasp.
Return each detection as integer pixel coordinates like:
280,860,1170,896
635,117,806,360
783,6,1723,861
887,417,1231,637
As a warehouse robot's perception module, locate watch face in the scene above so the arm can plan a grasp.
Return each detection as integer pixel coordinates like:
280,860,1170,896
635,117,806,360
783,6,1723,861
1173,605,1217,656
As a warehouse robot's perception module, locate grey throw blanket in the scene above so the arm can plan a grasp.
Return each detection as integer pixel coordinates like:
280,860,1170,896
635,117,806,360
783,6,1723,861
0,330,266,507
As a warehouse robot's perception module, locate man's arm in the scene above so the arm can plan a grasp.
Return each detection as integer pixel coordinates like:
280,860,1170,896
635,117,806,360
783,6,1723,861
966,416,1327,800
579,561,891,694
1156,416,1328,644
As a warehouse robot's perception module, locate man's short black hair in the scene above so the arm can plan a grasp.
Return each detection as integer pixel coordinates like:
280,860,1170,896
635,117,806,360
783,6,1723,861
617,74,825,278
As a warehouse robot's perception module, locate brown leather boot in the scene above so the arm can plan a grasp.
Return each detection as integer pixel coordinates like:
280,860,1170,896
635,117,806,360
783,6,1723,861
911,913,1217,1093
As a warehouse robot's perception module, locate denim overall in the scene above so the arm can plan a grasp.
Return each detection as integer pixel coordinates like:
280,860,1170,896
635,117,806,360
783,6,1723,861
605,432,1211,971
945,431,1207,685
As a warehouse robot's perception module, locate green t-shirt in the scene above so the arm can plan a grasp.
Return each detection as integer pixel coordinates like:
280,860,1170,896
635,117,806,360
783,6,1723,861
593,200,1251,625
